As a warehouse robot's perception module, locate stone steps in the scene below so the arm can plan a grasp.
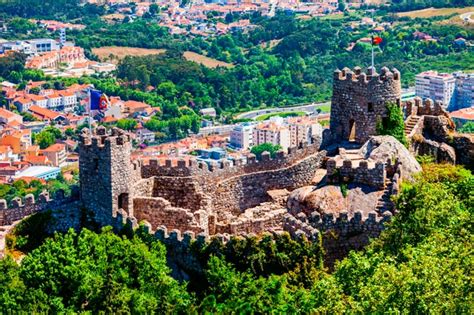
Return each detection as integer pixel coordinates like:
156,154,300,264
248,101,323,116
376,179,394,214
405,116,421,135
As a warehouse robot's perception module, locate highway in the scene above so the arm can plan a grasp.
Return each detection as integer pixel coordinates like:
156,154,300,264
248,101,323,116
235,101,331,120
234,88,415,121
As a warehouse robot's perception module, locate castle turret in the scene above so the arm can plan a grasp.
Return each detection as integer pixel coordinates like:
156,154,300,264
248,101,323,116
79,126,133,226
330,66,401,144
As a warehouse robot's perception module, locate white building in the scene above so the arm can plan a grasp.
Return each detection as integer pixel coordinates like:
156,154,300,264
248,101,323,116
136,128,155,143
415,71,457,108
454,72,474,110
287,116,321,147
230,123,254,150
252,119,290,150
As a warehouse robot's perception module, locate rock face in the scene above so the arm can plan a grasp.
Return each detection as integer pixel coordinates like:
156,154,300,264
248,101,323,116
287,184,382,218
359,135,422,180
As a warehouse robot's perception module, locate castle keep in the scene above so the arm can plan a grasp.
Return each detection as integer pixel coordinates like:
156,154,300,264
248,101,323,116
330,66,401,144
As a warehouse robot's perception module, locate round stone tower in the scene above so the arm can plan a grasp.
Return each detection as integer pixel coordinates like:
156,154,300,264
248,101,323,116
329,66,401,144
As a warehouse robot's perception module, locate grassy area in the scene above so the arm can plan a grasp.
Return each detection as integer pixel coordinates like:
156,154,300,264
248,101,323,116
317,104,331,113
183,51,234,68
255,111,306,121
397,6,474,18
319,119,330,127
92,47,166,63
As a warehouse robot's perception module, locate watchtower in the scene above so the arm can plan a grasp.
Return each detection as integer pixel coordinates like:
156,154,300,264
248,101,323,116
330,66,401,144
79,126,133,226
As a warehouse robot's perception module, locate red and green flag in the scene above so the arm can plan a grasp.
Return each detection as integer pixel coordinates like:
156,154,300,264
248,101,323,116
372,36,383,45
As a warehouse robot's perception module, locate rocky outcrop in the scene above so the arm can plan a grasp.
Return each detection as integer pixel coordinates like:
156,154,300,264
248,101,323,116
359,135,422,180
287,184,382,218
412,138,456,164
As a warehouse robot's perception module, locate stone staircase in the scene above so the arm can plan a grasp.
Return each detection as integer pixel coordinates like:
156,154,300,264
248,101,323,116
405,115,421,136
375,179,394,214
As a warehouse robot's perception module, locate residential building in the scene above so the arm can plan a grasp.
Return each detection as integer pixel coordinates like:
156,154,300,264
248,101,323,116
454,72,474,110
252,120,290,150
287,116,321,147
41,143,67,167
27,105,66,123
122,100,152,116
415,71,456,108
14,166,60,180
450,107,474,128
0,130,32,154
136,128,155,143
230,123,254,150
0,108,22,125
199,107,217,117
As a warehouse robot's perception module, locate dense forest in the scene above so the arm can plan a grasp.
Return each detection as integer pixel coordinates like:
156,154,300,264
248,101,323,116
0,163,472,312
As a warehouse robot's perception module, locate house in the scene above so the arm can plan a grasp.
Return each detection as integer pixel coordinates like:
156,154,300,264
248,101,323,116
23,155,52,166
199,107,217,118
41,143,67,167
0,108,22,125
136,128,155,143
123,100,152,116
28,105,66,123
454,37,467,46
0,145,18,161
0,129,32,154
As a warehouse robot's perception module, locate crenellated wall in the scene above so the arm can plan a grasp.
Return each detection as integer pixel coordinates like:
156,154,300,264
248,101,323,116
0,190,80,226
326,159,386,189
330,66,402,144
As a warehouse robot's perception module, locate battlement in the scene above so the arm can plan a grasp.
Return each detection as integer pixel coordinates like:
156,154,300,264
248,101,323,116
326,158,386,189
79,126,131,149
0,189,80,226
141,137,321,179
403,97,446,117
333,66,400,83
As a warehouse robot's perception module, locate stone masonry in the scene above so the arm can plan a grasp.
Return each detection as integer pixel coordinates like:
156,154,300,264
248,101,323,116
79,126,326,237
330,66,402,144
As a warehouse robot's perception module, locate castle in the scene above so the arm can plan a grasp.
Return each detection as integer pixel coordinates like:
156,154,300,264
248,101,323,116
1,65,471,263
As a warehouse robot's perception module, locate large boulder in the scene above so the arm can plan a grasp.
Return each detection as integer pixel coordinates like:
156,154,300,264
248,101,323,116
287,184,382,218
359,135,422,180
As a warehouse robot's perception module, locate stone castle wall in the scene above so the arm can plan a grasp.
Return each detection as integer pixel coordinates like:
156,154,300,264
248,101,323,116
0,190,80,226
330,66,401,144
326,159,386,189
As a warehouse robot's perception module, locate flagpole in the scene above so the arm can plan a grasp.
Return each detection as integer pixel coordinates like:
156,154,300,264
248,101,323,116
371,36,375,69
88,89,92,138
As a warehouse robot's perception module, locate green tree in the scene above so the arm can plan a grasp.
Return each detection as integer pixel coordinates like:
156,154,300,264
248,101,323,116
116,118,138,131
0,228,193,313
34,131,55,149
376,102,408,146
250,143,282,160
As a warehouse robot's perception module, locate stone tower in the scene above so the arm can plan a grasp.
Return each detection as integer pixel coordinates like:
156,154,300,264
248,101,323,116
330,66,401,144
79,126,134,226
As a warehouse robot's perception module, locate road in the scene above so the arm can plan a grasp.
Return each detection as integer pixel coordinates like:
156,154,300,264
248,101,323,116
460,12,474,23
235,101,331,120
235,89,414,121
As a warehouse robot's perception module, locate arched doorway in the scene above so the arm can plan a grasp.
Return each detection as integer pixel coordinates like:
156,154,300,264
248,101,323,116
118,193,129,212
348,119,356,142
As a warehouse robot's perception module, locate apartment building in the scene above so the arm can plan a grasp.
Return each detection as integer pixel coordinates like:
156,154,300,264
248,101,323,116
230,123,254,150
41,143,67,167
287,116,321,147
252,120,290,150
415,71,456,108
454,72,474,110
